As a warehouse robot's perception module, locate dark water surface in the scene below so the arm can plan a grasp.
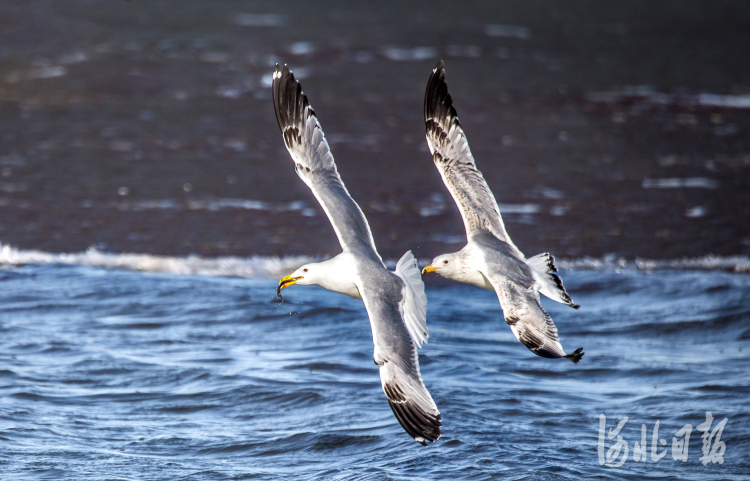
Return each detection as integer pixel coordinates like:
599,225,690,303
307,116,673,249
1,263,748,480
1,1,750,260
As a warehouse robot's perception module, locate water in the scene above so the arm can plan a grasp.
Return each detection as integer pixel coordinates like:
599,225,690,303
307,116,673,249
1,1,749,478
1,261,749,480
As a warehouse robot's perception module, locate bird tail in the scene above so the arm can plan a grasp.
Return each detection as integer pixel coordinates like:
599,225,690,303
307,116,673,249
394,251,429,347
527,252,580,309
564,347,585,364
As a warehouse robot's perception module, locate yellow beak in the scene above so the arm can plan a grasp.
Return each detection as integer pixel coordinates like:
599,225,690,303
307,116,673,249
421,265,437,275
277,274,303,296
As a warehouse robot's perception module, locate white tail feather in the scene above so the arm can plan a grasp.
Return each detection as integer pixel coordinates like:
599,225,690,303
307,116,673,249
394,250,429,347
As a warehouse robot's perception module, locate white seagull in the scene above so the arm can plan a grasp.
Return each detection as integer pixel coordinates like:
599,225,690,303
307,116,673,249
272,65,441,444
421,61,584,363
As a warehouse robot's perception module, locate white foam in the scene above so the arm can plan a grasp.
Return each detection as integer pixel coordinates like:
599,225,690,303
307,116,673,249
685,206,706,218
113,198,312,213
498,204,541,214
215,86,247,99
418,193,447,217
261,73,274,88
484,24,530,40
0,243,313,279
428,234,465,244
697,93,750,109
642,178,719,189
234,13,287,27
586,89,750,110
58,51,88,65
6,66,68,83
555,255,750,274
0,155,27,166
289,42,315,56
3,244,748,278
31,66,67,79
381,47,437,62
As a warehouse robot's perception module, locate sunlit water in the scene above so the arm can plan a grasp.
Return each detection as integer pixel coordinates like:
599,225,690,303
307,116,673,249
1,262,749,480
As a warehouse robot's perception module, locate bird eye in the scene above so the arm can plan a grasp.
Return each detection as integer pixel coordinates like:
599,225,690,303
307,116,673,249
303,268,308,272
443,260,449,265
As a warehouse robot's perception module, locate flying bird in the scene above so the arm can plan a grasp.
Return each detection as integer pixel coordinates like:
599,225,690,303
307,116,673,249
421,60,584,363
272,64,441,444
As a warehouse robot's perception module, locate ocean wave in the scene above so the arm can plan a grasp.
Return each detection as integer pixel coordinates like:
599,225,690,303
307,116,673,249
112,198,318,217
1,243,748,277
556,254,750,274
0,243,313,279
585,87,750,110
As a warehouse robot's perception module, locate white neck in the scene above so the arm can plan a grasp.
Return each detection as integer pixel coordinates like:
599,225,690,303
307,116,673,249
312,253,362,299
440,250,494,290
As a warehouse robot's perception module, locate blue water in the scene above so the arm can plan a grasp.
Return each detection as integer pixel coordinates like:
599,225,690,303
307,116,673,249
1,263,749,480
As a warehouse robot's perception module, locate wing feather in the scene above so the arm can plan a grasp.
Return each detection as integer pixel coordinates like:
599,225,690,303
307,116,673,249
424,60,519,252
272,64,379,259
484,270,583,362
393,250,429,347
360,276,441,444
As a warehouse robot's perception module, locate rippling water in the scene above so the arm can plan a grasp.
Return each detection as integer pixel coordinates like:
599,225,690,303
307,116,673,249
1,262,748,480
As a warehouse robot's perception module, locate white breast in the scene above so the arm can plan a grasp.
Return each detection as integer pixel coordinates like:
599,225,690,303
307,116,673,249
459,268,494,290
316,253,363,299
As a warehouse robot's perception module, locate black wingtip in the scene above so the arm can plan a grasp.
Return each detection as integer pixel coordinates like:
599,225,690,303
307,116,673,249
271,63,312,142
424,59,459,133
271,64,292,133
564,347,585,364
384,380,441,445
388,399,441,445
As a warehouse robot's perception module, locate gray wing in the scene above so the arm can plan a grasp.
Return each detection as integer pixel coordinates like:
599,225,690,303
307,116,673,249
359,274,441,444
272,64,380,261
484,268,584,363
424,60,520,252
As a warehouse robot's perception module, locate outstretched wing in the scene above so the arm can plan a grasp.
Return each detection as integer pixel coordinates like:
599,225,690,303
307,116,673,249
424,60,520,253
272,64,380,261
359,276,441,445
484,269,583,363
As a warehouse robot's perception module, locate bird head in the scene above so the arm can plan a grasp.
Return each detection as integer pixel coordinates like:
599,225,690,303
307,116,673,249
277,264,317,296
421,253,460,279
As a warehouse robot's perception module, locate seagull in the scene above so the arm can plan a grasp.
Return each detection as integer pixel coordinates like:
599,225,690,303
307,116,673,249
420,61,584,363
272,64,441,445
